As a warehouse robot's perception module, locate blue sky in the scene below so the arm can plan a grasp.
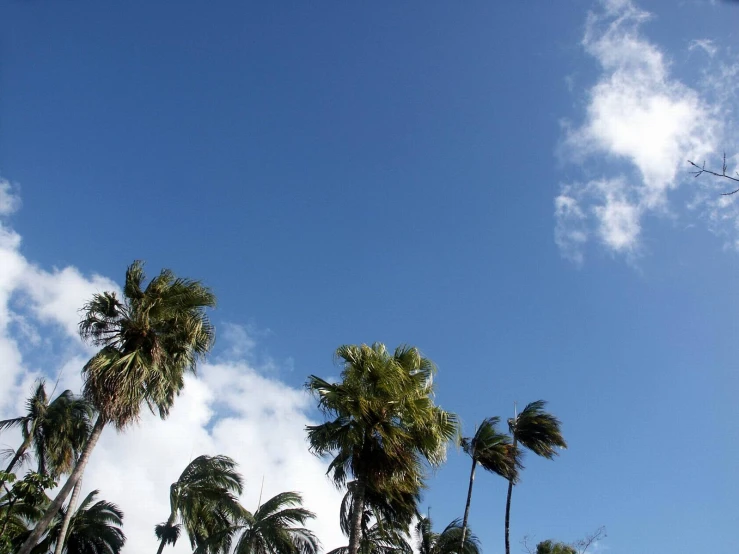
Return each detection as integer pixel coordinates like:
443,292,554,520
1,0,739,552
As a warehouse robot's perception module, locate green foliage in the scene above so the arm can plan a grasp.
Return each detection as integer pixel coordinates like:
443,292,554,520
0,380,92,478
196,491,319,554
535,540,577,554
461,417,520,482
155,455,244,553
415,517,480,554
79,260,217,428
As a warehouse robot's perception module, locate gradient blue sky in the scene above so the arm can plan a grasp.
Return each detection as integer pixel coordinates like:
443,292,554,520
2,1,739,553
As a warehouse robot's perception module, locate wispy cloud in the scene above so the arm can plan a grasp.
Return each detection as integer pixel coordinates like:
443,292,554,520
555,0,735,262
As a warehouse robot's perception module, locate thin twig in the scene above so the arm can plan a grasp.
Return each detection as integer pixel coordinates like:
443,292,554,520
688,153,739,195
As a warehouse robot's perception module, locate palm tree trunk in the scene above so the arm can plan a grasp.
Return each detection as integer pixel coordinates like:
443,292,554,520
155,513,176,554
348,480,366,554
53,476,83,554
504,436,517,554
460,458,477,552
18,415,106,554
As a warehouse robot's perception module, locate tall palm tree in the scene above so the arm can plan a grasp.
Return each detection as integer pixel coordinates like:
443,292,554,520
306,343,458,554
30,490,126,554
20,261,216,554
155,455,244,554
504,401,566,554
415,516,480,554
459,417,519,551
0,380,91,483
198,491,319,554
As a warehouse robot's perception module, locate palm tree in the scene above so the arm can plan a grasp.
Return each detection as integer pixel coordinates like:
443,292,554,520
504,401,566,554
458,417,519,550
415,516,480,554
0,380,91,484
306,343,458,554
20,261,216,554
155,455,244,554
332,485,415,554
328,516,412,554
198,491,319,554
31,490,126,554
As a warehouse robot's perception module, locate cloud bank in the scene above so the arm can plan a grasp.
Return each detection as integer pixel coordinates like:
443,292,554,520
0,181,344,553
556,0,739,262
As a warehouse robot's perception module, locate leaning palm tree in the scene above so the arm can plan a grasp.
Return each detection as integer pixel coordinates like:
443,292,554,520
197,491,319,554
20,261,216,554
306,343,459,554
155,455,244,554
415,516,480,554
504,401,566,554
31,490,126,554
0,380,91,484
459,417,519,550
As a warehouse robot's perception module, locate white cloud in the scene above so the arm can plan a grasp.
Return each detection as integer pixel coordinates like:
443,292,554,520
0,178,21,216
0,185,345,553
689,39,718,57
556,0,729,261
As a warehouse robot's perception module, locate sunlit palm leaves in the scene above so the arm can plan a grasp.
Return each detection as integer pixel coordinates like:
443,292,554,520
306,343,458,554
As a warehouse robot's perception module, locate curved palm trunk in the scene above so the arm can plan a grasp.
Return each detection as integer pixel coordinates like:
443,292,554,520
348,480,366,554
18,415,106,554
155,513,176,554
504,436,517,554
53,476,83,554
460,458,477,552
1,435,32,487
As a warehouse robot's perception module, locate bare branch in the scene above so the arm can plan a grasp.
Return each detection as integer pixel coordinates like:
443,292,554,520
572,526,607,554
688,153,739,195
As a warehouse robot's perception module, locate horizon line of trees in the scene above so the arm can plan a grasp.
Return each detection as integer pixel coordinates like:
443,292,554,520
1,261,598,554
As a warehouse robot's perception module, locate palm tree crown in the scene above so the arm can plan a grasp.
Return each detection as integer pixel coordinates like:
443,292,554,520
199,491,319,554
79,260,217,428
0,380,91,479
415,517,481,554
155,454,244,554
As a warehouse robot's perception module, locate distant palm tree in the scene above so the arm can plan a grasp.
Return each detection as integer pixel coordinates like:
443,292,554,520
20,261,216,554
504,401,566,554
415,516,480,554
198,491,319,554
155,455,244,554
459,417,519,550
0,380,91,483
306,344,458,554
33,490,126,554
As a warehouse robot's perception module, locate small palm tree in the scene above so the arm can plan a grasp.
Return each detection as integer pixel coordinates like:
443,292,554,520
415,516,480,554
20,261,216,554
504,401,566,554
0,380,91,483
199,491,319,554
155,455,244,554
459,417,519,550
306,344,458,554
